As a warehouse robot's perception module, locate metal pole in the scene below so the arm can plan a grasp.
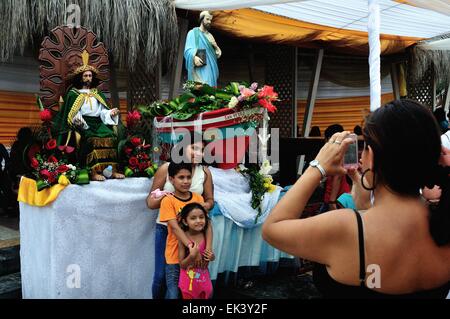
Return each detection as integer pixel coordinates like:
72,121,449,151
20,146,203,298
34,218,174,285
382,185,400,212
302,48,323,137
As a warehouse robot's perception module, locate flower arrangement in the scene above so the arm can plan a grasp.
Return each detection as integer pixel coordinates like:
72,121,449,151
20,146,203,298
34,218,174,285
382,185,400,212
122,136,158,178
232,83,278,113
138,81,278,121
27,97,85,191
237,160,277,223
121,110,158,178
29,144,80,191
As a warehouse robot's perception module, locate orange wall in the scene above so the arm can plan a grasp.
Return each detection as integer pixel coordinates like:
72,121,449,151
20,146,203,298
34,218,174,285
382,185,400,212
0,90,128,147
297,93,394,135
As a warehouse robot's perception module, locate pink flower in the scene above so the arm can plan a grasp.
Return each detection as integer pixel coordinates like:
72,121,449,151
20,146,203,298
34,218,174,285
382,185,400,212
58,145,75,154
40,109,53,122
239,87,256,99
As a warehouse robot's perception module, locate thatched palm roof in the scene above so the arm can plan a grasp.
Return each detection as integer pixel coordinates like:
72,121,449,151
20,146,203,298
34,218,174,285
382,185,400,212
410,33,450,85
0,0,178,71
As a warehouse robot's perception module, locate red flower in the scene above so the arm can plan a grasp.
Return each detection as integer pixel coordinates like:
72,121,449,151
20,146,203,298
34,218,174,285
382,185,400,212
124,147,133,156
30,158,39,169
47,172,57,184
40,109,53,122
129,157,139,167
126,110,141,127
46,139,57,150
258,85,278,101
130,137,142,147
48,155,58,163
142,153,149,160
258,99,277,113
57,165,69,173
27,144,41,161
139,162,149,171
40,169,51,180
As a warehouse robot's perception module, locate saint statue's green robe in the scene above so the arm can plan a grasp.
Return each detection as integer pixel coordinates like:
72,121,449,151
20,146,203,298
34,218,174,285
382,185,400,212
54,88,124,173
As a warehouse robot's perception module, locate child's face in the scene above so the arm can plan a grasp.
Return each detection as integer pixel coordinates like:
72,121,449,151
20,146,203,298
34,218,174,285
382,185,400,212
170,169,192,193
184,208,206,232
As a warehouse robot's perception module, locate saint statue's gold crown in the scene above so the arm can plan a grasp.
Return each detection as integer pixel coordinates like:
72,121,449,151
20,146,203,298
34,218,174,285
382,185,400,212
71,50,100,76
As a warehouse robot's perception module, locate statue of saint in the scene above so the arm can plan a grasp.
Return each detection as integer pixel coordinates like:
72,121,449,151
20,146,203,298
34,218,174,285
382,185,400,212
54,50,125,181
184,11,222,87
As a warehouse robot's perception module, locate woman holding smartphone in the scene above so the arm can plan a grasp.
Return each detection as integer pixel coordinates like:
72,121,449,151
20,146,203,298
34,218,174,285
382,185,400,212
263,99,450,298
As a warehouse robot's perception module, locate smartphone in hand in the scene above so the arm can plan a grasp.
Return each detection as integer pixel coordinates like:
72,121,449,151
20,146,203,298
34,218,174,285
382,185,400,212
343,133,359,169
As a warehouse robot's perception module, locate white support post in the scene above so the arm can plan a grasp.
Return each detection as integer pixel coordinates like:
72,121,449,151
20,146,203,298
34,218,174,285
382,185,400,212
368,0,381,112
302,48,323,137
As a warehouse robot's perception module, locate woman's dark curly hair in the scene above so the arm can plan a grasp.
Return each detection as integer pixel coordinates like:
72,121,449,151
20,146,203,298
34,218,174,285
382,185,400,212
363,99,450,245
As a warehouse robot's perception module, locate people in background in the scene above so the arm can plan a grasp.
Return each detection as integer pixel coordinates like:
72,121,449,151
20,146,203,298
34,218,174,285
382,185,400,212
353,125,363,136
434,107,448,134
310,126,321,137
0,142,15,216
8,127,33,217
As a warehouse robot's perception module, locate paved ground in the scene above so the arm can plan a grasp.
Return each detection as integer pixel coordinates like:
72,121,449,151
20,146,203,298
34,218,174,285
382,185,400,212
0,215,19,249
0,213,324,300
214,263,322,299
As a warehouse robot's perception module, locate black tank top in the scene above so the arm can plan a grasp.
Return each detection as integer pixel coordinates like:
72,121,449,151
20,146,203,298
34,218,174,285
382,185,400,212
313,210,450,298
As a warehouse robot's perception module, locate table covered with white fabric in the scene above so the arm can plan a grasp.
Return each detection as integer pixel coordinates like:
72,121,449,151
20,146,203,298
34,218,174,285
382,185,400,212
20,169,292,298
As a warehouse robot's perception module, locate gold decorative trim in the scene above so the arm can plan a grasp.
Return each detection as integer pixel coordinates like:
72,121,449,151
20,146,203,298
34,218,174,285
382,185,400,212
86,149,117,166
87,137,116,148
67,94,86,127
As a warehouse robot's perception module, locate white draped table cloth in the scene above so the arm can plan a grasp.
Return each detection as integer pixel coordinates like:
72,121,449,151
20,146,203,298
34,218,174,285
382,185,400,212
20,173,292,299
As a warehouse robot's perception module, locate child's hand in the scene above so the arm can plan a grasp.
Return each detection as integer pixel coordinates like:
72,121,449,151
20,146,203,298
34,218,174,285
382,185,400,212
150,188,173,200
188,242,200,258
202,249,215,262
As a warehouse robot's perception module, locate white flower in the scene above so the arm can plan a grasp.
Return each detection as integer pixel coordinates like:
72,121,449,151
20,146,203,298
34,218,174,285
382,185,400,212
259,160,272,175
67,164,77,171
238,164,248,172
210,95,216,100
228,96,239,109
